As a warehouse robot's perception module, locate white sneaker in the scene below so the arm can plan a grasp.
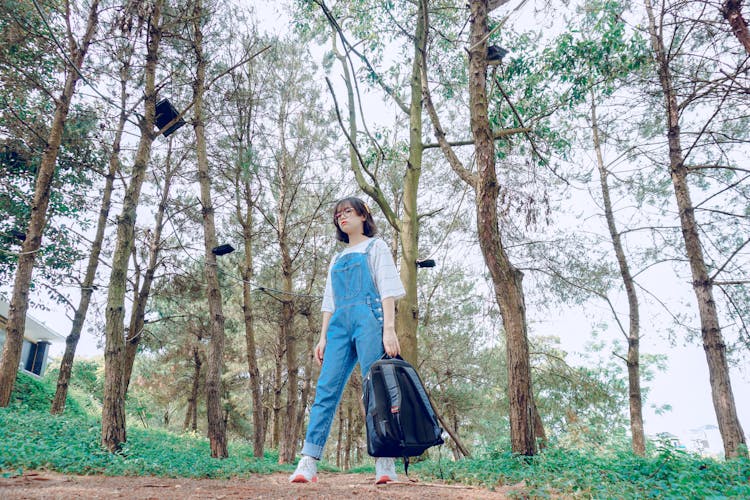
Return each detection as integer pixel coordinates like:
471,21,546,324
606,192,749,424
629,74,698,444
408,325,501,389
289,455,318,483
375,457,398,484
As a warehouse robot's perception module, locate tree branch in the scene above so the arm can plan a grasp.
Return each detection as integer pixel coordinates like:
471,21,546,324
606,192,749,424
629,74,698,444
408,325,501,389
493,72,568,185
422,127,531,149
324,77,401,229
710,236,750,283
419,26,478,187
206,44,272,90
312,0,409,114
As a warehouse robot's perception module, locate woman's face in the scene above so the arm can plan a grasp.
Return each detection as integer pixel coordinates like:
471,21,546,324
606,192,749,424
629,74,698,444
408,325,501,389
334,202,366,235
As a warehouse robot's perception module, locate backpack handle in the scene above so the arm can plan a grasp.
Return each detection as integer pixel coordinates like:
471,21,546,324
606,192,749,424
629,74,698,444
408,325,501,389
381,353,404,361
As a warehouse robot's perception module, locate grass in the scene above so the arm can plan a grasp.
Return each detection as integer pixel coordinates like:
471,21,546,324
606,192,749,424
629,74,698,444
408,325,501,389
412,444,750,498
2,371,749,498
0,371,297,479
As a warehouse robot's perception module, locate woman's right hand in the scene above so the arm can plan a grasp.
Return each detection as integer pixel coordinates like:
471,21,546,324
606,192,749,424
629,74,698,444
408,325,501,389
314,337,326,366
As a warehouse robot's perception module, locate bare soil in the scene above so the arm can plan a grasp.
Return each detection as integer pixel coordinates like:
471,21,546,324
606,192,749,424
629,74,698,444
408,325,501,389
0,470,520,499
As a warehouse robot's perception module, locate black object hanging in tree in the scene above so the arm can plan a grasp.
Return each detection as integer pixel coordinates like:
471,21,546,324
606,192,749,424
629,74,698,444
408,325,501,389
212,244,235,256
155,98,186,137
416,258,436,268
487,45,508,66
9,229,26,242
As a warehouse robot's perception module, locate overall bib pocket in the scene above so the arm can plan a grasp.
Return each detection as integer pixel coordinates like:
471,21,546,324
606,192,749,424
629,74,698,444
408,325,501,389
332,260,362,299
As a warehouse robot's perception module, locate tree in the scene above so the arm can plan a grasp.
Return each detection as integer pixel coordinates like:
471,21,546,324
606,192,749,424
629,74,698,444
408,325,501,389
0,0,101,407
644,0,747,458
419,264,487,459
534,1,650,454
218,30,267,457
0,0,95,288
465,0,537,455
121,144,184,397
51,10,143,414
421,0,540,455
191,0,229,459
128,261,212,433
589,95,647,455
233,38,337,463
101,0,166,452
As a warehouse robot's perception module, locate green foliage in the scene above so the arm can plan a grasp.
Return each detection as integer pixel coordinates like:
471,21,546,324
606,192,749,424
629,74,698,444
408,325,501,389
5,394,746,498
45,358,105,412
542,0,650,102
0,0,103,291
1,367,300,478
8,370,88,419
532,338,631,447
413,442,750,498
0,104,102,289
0,405,294,478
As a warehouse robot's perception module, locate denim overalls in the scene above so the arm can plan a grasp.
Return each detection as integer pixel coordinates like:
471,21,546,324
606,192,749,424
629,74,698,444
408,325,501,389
301,239,385,459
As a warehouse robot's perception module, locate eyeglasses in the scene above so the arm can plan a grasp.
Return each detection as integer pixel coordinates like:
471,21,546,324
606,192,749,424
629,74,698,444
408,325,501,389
335,207,357,221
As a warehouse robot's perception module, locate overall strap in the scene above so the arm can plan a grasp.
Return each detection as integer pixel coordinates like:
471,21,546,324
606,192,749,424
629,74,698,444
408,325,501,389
333,238,376,264
365,238,378,254
363,239,380,298
332,248,345,264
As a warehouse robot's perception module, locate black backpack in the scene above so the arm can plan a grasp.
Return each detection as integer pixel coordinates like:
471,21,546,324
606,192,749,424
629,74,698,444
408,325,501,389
363,355,444,473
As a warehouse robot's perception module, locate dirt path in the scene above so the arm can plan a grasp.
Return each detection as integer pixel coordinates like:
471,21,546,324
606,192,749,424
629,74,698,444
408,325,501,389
0,470,519,499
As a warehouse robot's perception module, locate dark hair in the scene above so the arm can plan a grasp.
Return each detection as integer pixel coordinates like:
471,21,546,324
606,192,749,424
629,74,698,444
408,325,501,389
333,197,378,243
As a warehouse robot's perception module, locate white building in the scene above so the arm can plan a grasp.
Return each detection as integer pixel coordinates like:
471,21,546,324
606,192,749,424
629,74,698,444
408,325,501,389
685,425,724,457
0,299,65,377
649,425,726,458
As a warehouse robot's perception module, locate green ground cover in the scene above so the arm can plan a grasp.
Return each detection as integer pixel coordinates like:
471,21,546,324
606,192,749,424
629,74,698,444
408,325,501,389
2,371,748,498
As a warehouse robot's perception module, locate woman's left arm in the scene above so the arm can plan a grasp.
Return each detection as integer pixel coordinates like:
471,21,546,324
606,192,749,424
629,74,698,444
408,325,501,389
381,296,400,357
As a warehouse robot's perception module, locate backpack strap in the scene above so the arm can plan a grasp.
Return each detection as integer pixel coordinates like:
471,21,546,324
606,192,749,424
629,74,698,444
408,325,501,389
382,361,410,478
380,362,401,416
404,366,439,422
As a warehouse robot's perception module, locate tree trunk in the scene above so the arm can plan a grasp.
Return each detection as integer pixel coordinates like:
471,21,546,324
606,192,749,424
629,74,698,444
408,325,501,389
192,0,228,459
278,292,297,463
272,342,283,449
294,309,317,453
277,127,299,462
645,0,747,459
184,343,202,432
533,405,547,450
238,183,265,457
345,403,353,470
336,404,344,468
722,0,750,54
0,0,100,408
51,40,130,414
121,147,177,397
395,0,427,367
468,0,536,456
448,403,461,460
434,399,471,458
590,95,645,456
